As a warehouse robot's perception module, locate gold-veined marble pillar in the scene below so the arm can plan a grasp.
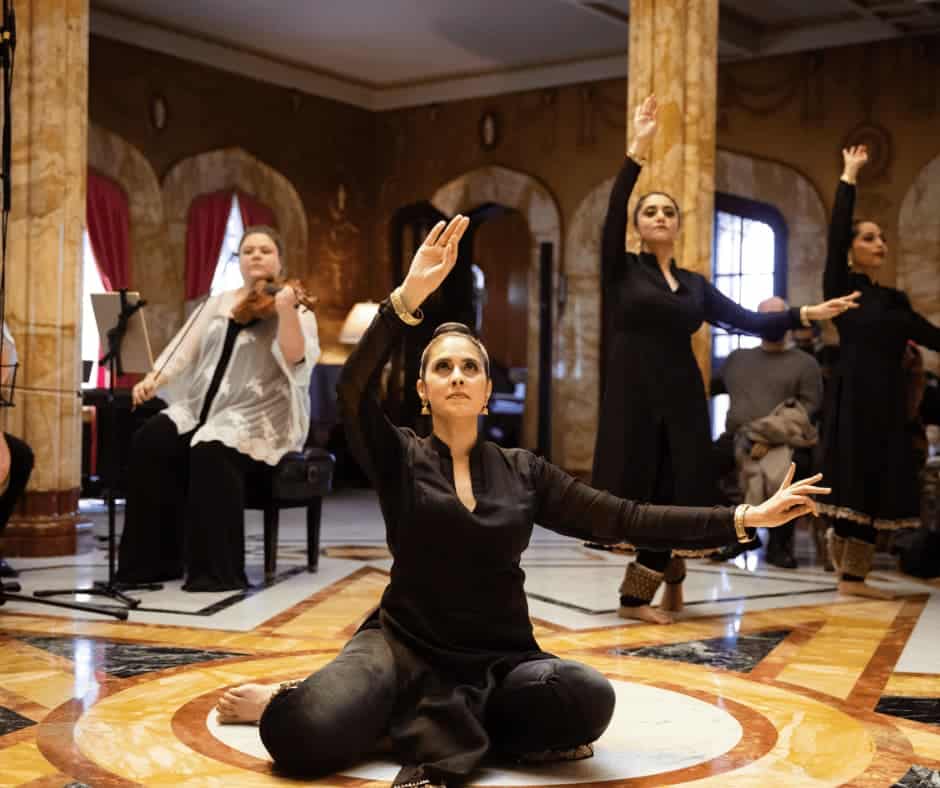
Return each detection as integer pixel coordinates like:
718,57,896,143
627,0,718,381
1,0,88,555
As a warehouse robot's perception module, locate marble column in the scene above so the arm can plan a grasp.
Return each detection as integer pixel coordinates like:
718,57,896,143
627,0,719,380
0,0,88,555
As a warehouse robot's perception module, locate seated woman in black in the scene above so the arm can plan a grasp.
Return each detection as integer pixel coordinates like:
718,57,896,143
216,216,827,787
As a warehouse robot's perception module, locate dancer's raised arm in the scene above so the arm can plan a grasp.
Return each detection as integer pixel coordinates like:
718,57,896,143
336,215,470,484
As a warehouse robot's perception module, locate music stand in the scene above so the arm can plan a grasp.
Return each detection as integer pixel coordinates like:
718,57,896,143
35,290,161,610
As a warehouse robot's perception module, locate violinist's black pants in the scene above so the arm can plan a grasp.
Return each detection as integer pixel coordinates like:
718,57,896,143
116,414,267,591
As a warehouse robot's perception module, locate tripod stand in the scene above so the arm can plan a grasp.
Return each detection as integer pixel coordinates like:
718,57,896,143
35,290,162,609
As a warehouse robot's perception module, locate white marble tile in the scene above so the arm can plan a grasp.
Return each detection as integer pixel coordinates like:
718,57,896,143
896,589,940,675
208,679,742,785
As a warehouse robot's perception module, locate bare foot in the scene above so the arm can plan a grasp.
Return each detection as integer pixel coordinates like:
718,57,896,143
837,580,896,600
618,604,674,624
216,683,280,724
661,583,684,612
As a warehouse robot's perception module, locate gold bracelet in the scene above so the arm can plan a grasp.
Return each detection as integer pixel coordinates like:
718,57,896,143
733,505,751,543
800,305,812,327
390,287,424,326
627,149,648,166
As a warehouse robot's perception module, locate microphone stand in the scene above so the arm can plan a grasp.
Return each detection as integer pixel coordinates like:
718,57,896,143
34,291,162,608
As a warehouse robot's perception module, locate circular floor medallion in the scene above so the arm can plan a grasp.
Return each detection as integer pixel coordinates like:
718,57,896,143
208,679,742,785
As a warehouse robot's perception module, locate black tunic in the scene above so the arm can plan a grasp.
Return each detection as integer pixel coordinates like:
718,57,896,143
821,179,940,528
336,300,740,785
594,157,803,512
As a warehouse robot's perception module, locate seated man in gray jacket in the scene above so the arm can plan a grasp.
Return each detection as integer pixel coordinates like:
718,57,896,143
712,297,823,568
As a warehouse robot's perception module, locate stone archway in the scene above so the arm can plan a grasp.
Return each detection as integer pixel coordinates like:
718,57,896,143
162,148,308,338
431,168,563,458
87,125,175,352
899,154,940,371
564,151,827,474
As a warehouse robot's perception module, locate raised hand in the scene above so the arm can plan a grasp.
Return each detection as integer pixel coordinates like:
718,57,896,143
842,145,869,181
806,290,862,321
746,464,830,528
633,94,658,140
399,215,470,311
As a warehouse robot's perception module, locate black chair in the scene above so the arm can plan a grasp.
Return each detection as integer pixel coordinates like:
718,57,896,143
245,447,335,580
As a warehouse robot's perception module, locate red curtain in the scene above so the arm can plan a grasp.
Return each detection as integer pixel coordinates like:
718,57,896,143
185,189,234,301
237,189,277,229
86,170,135,388
87,170,131,291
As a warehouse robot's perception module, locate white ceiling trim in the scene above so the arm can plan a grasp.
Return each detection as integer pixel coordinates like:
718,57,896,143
90,8,627,112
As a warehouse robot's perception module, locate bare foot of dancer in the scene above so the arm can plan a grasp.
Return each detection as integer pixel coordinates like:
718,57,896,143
216,683,280,724
837,580,896,600
618,604,674,624
661,583,684,613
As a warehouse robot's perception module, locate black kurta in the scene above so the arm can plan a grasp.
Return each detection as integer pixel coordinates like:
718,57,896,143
594,157,803,512
821,179,940,529
336,300,740,785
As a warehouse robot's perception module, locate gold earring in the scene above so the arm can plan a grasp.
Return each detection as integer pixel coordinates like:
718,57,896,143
420,400,430,416
847,251,854,269
482,401,489,416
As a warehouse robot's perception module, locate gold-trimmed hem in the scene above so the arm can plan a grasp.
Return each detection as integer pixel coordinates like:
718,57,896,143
818,504,920,531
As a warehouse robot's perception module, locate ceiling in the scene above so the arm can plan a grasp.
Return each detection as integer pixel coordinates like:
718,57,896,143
90,0,940,110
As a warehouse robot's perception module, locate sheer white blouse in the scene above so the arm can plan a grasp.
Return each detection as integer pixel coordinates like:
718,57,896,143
155,290,320,465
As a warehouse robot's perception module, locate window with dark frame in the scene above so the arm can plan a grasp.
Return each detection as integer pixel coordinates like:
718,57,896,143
710,192,788,438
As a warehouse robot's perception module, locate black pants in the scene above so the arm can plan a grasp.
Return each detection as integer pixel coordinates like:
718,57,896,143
0,433,34,534
116,414,267,591
622,425,677,600
260,629,616,778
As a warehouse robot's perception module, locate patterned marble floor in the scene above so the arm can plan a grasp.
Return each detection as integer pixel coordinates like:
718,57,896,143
1,490,939,786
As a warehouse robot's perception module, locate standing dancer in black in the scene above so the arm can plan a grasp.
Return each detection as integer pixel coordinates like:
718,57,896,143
216,215,828,786
821,145,940,597
594,96,860,623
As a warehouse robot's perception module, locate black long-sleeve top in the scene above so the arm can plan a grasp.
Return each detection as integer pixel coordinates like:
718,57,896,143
335,299,739,784
822,179,940,526
594,157,805,506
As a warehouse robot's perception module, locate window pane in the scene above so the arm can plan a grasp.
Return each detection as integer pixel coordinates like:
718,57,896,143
210,195,246,296
741,218,775,274
715,211,742,275
740,273,775,311
739,334,761,349
711,394,729,440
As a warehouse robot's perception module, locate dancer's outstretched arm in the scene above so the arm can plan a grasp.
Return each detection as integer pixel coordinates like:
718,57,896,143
531,458,827,552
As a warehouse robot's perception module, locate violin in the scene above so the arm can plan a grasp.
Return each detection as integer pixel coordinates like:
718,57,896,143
232,277,318,325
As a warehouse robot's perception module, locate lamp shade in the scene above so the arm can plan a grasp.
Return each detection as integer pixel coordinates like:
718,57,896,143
339,301,380,344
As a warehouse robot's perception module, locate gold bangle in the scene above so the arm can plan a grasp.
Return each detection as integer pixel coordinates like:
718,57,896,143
733,505,751,543
800,305,812,327
627,149,648,166
390,287,424,326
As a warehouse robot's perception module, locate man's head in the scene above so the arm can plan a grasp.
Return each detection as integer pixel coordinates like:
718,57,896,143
758,297,789,345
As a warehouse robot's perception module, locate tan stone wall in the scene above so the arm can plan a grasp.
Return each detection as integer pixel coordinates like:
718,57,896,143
375,37,940,470
898,153,940,373
88,34,940,471
89,34,377,349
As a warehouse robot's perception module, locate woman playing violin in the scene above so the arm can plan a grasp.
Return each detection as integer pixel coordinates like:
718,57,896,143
116,225,320,592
